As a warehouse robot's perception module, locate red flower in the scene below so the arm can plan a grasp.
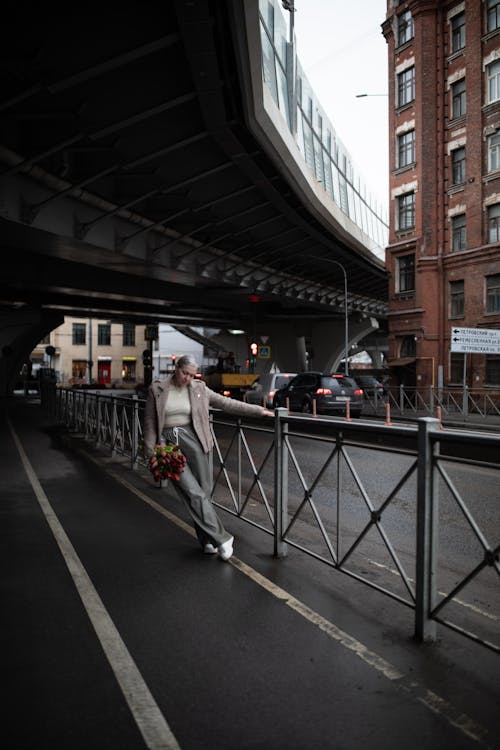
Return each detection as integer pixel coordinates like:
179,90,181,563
149,443,186,481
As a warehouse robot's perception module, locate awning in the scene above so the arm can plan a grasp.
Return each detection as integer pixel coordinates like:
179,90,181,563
386,357,416,367
97,356,112,361
122,357,137,362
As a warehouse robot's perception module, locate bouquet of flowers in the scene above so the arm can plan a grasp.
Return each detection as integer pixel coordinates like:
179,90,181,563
149,443,186,482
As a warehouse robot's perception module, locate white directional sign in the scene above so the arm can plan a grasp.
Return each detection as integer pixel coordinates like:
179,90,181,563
450,327,500,354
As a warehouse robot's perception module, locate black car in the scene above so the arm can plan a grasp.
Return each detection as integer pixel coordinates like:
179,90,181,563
353,375,387,399
273,372,364,417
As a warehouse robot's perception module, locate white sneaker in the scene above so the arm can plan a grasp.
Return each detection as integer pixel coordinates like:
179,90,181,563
218,536,234,561
203,543,217,554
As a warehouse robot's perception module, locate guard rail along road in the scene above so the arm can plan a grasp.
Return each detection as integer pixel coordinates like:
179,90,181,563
48,387,500,655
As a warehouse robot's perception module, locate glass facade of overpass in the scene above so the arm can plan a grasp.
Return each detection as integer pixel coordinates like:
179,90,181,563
259,0,389,254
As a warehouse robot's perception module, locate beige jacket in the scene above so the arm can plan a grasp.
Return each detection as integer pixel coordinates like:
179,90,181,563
143,376,269,456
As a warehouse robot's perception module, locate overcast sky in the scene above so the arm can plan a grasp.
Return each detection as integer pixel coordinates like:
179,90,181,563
291,0,389,210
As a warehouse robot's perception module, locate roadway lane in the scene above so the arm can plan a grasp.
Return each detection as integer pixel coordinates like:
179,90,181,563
2,397,499,750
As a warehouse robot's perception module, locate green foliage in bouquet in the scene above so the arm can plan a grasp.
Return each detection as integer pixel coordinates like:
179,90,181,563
149,443,186,481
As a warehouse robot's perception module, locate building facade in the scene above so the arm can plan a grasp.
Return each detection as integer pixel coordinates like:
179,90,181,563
383,0,500,389
45,318,146,387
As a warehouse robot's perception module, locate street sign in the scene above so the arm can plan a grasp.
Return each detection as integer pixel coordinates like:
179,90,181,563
258,345,271,359
144,324,159,341
450,327,500,354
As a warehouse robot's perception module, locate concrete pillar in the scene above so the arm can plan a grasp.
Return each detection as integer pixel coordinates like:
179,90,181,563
0,309,64,397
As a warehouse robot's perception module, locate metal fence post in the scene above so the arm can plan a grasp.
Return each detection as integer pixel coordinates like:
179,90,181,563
95,394,101,446
274,408,288,558
111,396,117,456
131,395,139,470
208,411,214,479
399,384,404,413
415,417,439,642
237,418,242,513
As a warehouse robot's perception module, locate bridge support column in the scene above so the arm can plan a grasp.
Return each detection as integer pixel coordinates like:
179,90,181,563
310,316,381,373
0,309,64,398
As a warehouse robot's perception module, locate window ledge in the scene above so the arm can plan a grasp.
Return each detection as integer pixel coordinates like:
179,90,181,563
483,171,500,184
448,184,465,195
395,102,415,116
396,229,416,238
482,101,500,115
394,163,416,176
395,40,414,54
482,28,500,43
447,49,465,64
448,115,466,128
395,292,415,300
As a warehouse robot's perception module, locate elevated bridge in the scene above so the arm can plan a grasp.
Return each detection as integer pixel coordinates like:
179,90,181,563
0,0,388,392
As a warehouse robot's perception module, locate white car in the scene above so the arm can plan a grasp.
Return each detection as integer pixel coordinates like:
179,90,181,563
245,372,297,408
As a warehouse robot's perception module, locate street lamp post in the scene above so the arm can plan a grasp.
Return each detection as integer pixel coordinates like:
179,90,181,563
310,256,350,374
334,262,349,376
326,260,349,376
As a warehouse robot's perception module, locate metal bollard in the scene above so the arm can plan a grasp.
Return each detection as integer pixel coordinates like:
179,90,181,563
385,402,392,426
345,399,352,422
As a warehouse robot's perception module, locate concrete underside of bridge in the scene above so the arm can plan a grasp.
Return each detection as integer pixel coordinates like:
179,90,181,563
0,1,387,394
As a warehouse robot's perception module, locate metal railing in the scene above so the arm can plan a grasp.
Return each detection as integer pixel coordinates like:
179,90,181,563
51,388,500,653
361,385,500,422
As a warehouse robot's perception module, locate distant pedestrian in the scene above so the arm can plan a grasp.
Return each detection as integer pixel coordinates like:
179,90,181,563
144,354,273,560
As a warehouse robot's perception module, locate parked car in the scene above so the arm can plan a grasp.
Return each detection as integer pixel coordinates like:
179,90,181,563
245,372,297,407
353,375,386,399
273,372,364,417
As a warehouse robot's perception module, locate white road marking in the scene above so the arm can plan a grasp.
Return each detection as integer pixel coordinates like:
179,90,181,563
368,559,500,622
9,421,182,750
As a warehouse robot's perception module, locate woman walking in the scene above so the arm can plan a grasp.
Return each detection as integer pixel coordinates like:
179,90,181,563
144,354,274,560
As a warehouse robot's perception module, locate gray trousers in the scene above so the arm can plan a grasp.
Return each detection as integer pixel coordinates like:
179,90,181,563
162,425,231,548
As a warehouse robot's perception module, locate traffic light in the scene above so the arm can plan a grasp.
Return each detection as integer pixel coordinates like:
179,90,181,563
249,342,258,372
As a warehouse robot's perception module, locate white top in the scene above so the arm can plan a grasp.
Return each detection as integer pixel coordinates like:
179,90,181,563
164,385,191,426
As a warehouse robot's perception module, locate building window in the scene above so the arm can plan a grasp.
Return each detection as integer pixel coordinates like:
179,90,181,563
72,359,87,379
123,322,135,346
397,10,414,46
449,280,464,317
397,67,415,107
488,60,500,103
122,360,136,382
488,204,500,242
486,355,500,384
451,147,466,185
398,192,415,230
486,273,500,312
487,131,500,171
396,254,415,293
398,130,415,167
72,322,86,345
451,79,466,118
97,323,111,346
451,214,466,250
487,0,500,32
451,12,465,53
400,335,416,357
450,353,465,383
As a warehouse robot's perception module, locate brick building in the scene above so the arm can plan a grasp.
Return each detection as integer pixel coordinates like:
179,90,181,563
383,0,500,390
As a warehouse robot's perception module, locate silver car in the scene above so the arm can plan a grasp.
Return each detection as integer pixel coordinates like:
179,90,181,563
245,372,297,408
